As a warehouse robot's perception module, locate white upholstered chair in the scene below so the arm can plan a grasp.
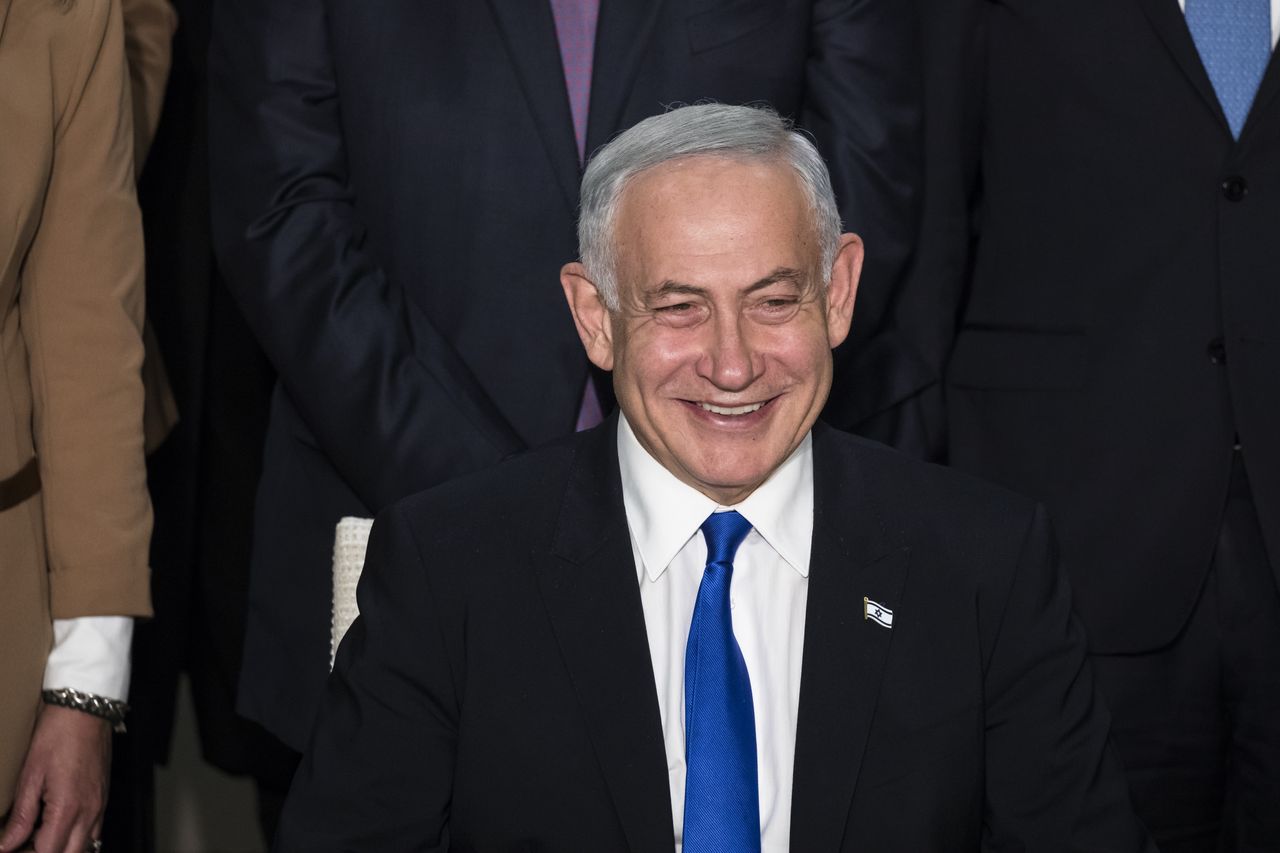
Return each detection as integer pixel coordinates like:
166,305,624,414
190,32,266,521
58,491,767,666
330,516,374,669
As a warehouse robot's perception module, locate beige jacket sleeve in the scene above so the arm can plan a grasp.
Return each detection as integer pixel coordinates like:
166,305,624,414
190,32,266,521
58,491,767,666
120,0,175,168
120,0,181,452
21,0,153,619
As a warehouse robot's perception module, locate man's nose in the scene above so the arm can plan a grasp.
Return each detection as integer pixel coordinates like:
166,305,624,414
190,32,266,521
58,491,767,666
699,314,760,391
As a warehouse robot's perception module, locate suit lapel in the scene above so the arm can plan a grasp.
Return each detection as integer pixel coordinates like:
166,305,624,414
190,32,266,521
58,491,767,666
534,418,675,853
584,0,667,158
790,426,910,851
485,0,581,213
1134,0,1232,134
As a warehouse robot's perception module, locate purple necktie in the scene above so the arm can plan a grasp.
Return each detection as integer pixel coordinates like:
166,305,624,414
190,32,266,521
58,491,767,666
550,0,604,430
549,0,599,163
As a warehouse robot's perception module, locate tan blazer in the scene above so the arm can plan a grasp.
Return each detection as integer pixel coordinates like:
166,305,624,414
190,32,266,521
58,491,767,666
121,0,175,171
0,0,155,809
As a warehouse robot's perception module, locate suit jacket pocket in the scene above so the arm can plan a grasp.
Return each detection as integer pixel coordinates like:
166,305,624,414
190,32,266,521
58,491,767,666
686,0,790,55
947,326,1088,391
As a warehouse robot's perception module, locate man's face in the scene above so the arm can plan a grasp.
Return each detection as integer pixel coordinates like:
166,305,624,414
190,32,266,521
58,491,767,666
562,156,861,505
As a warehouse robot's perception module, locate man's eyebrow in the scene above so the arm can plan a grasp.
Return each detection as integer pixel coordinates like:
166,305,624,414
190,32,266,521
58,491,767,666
645,268,807,299
744,267,806,293
647,281,707,299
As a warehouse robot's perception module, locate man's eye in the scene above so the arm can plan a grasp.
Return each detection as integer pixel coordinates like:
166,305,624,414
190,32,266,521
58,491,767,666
650,301,706,326
758,298,800,314
748,297,802,323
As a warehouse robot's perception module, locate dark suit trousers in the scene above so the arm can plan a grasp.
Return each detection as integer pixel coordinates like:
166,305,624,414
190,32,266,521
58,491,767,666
1091,453,1280,853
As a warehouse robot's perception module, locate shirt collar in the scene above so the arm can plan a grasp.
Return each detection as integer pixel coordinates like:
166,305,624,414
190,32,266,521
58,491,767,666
617,414,814,582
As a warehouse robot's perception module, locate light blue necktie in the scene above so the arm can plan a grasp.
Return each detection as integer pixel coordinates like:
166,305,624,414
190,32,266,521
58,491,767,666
1186,0,1272,137
683,510,761,853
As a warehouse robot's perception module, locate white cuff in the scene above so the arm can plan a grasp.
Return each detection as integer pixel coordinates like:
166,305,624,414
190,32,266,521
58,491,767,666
42,616,133,702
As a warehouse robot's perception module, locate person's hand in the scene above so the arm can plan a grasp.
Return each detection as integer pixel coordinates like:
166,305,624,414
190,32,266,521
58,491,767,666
0,704,111,853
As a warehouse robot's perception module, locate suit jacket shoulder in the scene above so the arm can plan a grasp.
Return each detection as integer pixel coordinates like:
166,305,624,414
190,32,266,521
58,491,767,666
393,430,585,558
814,422,1042,573
280,422,665,851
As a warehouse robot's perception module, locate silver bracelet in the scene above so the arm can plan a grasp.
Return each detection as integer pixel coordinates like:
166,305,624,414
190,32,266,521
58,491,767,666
40,688,128,733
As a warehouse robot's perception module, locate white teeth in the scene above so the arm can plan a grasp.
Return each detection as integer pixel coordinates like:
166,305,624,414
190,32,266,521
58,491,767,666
700,402,764,416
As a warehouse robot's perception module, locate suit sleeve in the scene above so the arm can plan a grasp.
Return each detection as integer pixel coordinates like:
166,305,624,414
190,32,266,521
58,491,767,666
119,0,176,169
802,0,937,456
277,503,457,851
980,505,1155,852
890,0,988,461
21,0,152,619
207,0,524,513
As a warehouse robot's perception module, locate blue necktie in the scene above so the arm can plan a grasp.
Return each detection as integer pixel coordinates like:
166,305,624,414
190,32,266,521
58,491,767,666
683,510,761,853
1186,0,1272,137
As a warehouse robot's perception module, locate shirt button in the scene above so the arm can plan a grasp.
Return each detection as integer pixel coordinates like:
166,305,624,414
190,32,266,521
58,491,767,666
1222,176,1248,202
1207,338,1227,364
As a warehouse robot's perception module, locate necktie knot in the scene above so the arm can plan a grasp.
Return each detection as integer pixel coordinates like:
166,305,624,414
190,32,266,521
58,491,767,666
700,510,753,568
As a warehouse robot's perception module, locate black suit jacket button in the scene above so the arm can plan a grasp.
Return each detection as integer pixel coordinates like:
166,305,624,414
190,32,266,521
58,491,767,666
1207,338,1227,364
1222,176,1248,201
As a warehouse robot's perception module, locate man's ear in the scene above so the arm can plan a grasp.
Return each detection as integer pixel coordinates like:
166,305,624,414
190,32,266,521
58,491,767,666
824,233,863,349
560,262,615,371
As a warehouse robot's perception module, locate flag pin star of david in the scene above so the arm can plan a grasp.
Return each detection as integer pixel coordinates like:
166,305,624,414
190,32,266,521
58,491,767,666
863,596,894,629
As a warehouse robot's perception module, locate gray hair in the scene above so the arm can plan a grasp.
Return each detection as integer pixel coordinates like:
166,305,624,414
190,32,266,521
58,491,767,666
577,103,842,311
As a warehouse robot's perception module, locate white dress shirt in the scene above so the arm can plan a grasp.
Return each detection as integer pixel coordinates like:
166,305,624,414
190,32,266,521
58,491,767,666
618,416,812,853
1177,0,1280,48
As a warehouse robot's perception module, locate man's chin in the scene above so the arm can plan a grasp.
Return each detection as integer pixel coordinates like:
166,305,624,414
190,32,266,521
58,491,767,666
677,444,791,502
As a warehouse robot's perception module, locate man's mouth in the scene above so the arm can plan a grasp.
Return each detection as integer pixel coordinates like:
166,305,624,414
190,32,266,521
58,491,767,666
697,400,766,416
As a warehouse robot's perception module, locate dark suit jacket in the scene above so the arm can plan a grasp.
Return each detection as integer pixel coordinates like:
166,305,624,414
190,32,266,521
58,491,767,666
916,0,1280,654
276,420,1153,852
207,0,927,751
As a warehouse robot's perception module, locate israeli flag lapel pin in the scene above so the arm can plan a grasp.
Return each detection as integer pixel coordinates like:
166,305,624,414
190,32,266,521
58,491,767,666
863,596,893,629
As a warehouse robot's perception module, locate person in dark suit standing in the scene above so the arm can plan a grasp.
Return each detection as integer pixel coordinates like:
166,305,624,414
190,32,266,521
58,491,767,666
118,0,294,847
207,0,928,824
915,1,1280,850
276,104,1153,852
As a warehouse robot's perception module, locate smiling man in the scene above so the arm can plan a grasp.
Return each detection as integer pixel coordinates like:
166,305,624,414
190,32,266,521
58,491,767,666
275,105,1154,852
